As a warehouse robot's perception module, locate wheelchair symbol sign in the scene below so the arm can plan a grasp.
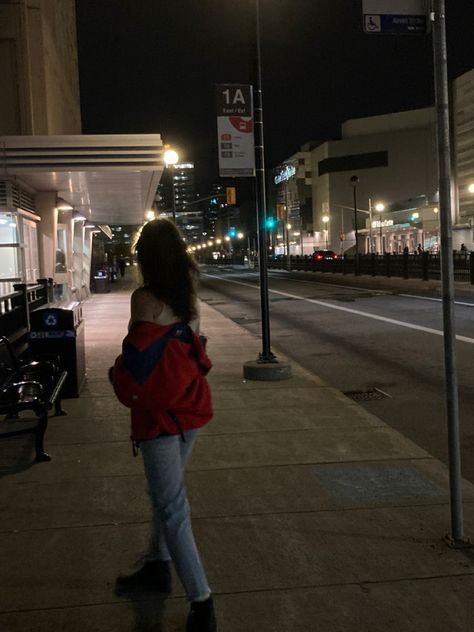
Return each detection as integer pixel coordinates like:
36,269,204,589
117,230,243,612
365,15,381,32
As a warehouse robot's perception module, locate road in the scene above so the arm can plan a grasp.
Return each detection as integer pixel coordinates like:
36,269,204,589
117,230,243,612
199,266,474,484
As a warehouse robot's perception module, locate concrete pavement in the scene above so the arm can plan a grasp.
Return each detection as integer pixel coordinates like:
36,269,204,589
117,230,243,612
1,275,474,631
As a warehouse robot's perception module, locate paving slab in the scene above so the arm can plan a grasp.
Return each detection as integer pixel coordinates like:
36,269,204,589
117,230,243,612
1,575,473,632
4,458,474,535
1,505,474,614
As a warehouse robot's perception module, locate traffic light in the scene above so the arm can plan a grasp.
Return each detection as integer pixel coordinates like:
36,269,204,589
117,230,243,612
265,217,276,229
226,187,236,205
210,197,218,205
277,204,286,220
228,228,237,238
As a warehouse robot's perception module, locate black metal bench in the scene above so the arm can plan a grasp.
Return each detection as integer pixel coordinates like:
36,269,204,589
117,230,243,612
0,336,67,462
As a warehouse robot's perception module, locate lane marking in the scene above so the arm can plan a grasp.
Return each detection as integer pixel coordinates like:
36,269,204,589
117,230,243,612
202,272,474,345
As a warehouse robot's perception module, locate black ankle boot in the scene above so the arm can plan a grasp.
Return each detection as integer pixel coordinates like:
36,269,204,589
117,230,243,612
115,559,172,595
186,596,217,632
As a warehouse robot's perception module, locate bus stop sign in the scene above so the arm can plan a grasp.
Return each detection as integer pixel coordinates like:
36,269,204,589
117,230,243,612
363,0,429,34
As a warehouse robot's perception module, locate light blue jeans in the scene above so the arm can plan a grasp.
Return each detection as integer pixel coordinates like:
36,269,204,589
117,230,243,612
139,429,211,602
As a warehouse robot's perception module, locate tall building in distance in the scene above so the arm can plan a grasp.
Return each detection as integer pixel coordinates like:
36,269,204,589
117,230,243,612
202,184,224,238
156,162,203,243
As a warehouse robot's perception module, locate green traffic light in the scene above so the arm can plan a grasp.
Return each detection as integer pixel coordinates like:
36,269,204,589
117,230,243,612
265,217,275,229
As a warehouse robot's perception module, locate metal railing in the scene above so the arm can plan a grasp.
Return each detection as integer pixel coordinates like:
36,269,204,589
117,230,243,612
0,279,53,343
266,253,474,284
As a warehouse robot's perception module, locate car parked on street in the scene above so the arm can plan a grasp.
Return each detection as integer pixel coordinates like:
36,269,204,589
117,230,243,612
312,249,337,261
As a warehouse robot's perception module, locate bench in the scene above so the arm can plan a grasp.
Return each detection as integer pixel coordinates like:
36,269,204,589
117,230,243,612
0,335,67,463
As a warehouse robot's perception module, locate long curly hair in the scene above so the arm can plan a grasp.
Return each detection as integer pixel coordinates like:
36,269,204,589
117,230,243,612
135,219,199,323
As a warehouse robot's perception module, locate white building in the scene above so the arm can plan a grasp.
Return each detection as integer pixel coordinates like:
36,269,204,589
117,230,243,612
310,107,438,254
453,68,474,250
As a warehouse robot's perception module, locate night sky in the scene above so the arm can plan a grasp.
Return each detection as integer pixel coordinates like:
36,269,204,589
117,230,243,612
76,1,474,191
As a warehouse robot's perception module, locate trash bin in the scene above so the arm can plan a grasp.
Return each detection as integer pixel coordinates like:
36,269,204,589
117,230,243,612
28,303,86,398
93,270,110,293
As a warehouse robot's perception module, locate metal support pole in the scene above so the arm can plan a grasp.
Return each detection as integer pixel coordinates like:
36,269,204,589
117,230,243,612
369,198,373,253
379,214,383,253
432,0,468,546
254,0,274,362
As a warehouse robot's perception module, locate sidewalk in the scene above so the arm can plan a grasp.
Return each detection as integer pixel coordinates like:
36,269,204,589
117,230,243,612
1,277,474,631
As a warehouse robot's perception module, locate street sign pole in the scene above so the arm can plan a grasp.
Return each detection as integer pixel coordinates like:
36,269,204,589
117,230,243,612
431,0,468,547
253,0,273,362
363,0,469,545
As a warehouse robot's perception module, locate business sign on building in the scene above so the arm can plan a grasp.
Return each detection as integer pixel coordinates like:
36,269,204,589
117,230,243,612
274,164,296,185
372,219,394,229
363,0,428,34
216,84,255,177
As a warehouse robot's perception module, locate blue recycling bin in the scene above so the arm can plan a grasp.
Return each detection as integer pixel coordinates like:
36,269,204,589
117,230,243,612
28,303,86,398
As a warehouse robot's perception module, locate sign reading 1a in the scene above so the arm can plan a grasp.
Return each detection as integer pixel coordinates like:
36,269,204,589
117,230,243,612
216,84,253,117
216,83,255,178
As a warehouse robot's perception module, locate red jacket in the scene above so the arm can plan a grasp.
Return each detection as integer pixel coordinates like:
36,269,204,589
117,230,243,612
111,321,213,442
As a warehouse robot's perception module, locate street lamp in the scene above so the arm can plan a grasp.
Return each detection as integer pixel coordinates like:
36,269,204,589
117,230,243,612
433,207,439,250
322,215,329,249
350,176,360,274
375,203,385,253
164,148,179,224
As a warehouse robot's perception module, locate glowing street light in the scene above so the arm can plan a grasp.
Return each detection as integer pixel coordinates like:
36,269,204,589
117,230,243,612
164,149,179,166
237,232,244,239
144,209,155,221
322,215,329,249
375,203,385,253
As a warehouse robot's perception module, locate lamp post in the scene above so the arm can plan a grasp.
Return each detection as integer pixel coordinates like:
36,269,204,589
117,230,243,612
368,198,373,253
350,176,360,274
322,215,329,249
242,0,290,381
433,207,439,250
164,149,179,224
375,203,385,253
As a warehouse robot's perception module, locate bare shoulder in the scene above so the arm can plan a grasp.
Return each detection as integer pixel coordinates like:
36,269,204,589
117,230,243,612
131,287,164,322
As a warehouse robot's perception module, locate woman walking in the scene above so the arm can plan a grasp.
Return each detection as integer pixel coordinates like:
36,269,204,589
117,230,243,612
111,219,216,632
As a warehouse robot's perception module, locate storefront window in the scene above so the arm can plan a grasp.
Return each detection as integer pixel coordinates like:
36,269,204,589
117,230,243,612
0,213,21,280
0,212,18,244
56,225,67,273
0,247,20,279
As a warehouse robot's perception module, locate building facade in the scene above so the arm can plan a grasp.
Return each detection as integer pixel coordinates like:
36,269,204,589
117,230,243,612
0,0,81,135
453,68,474,249
270,144,314,255
310,107,438,254
0,1,163,301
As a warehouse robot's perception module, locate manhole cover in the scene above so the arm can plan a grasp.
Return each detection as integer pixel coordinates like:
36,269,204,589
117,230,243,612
343,387,391,402
231,317,261,325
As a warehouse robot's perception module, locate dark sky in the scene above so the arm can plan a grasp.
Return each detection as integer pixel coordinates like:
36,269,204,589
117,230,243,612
75,1,474,191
